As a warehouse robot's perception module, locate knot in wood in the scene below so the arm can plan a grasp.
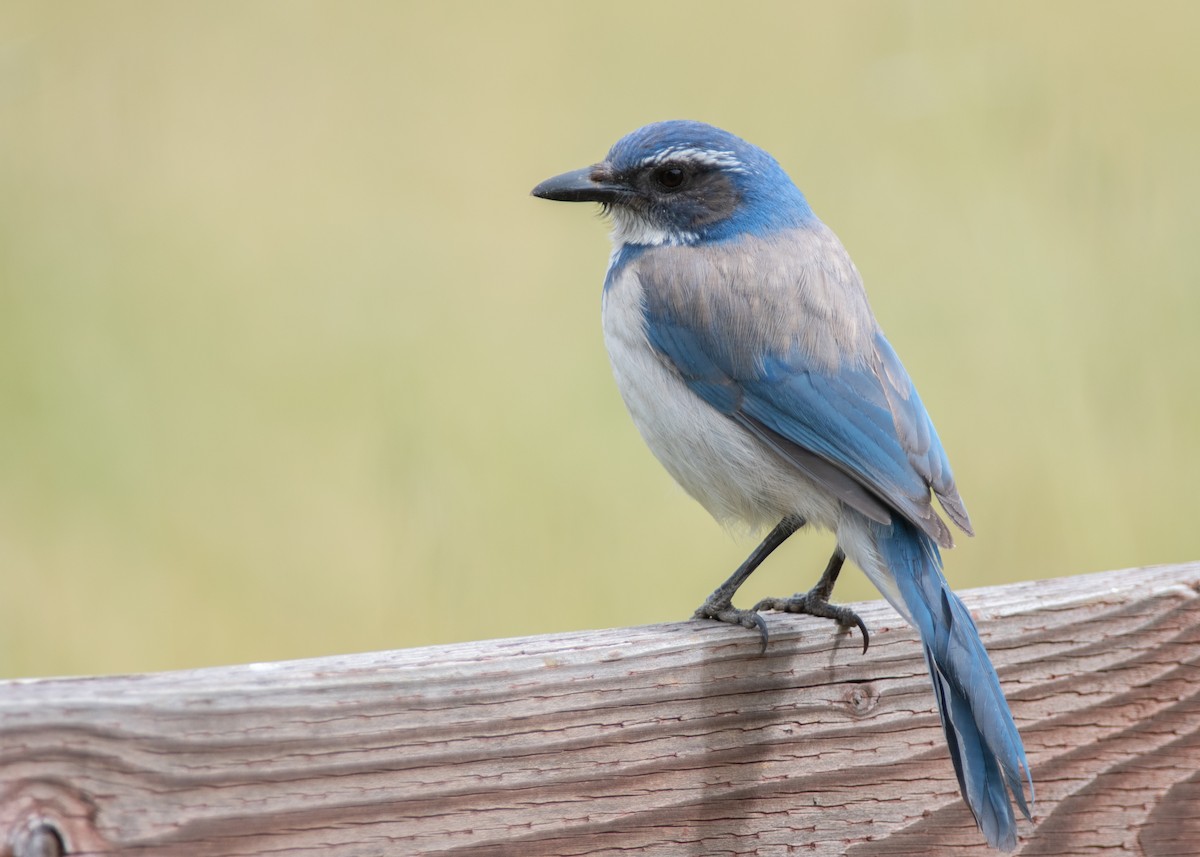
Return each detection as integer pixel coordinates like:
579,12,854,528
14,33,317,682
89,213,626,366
1,780,108,856
842,682,880,716
12,823,64,857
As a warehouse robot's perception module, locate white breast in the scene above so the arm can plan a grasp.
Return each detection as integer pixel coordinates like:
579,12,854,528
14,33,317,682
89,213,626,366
601,264,841,533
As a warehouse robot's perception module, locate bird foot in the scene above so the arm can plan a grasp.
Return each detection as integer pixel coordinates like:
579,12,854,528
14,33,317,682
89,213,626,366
753,591,870,654
693,599,771,653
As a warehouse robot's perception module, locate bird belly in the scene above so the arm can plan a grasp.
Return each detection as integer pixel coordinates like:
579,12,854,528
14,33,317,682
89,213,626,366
601,271,840,533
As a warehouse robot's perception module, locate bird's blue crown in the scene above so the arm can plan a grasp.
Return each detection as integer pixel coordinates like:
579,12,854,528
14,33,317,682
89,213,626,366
604,120,815,244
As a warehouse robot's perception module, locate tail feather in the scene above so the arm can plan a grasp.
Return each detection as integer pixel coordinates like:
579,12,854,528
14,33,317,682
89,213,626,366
875,519,1034,851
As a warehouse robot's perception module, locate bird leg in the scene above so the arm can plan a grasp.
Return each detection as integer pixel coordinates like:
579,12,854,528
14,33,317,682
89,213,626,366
693,515,804,650
753,547,870,654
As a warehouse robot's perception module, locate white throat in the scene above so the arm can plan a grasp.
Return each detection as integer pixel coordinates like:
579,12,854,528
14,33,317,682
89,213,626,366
607,207,697,248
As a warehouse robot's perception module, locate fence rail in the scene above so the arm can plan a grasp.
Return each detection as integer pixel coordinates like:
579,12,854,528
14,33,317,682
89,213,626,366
1,562,1198,856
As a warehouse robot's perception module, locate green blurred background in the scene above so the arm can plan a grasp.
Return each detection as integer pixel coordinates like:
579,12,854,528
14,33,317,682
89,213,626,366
1,2,1197,678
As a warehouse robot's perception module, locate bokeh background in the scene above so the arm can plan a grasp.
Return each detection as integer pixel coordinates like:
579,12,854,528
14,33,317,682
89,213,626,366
2,2,1197,678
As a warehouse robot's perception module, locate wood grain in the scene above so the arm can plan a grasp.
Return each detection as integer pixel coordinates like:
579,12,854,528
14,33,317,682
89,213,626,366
1,563,1197,856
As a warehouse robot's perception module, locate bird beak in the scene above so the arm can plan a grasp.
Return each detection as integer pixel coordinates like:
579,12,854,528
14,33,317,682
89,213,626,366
531,165,628,204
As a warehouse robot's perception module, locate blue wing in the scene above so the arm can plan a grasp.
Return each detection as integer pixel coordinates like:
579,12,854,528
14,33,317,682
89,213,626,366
637,240,971,547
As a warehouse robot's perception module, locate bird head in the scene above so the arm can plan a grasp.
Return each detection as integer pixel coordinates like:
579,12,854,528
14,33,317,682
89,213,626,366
532,120,813,247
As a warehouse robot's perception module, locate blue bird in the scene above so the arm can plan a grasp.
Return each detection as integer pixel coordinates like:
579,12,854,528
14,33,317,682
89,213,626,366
532,120,1034,850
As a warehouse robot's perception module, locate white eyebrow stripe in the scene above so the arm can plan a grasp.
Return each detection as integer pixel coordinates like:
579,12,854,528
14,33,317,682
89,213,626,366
643,146,748,173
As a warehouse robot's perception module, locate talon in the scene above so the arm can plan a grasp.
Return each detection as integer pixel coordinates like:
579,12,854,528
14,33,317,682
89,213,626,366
693,599,772,652
752,612,769,653
854,616,870,655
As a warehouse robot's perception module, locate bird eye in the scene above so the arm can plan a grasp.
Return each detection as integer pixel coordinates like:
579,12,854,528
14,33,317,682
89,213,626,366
651,165,688,191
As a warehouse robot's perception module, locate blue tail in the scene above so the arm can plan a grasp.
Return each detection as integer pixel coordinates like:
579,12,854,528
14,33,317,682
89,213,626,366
875,519,1034,851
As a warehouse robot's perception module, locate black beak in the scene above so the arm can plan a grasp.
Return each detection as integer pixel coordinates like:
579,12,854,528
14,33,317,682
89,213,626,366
531,165,628,204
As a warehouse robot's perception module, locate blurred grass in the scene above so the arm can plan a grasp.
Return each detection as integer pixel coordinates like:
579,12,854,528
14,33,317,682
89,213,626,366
1,2,1197,677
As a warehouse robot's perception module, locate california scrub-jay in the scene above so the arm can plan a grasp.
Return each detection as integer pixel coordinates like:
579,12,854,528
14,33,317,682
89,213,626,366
532,120,1033,850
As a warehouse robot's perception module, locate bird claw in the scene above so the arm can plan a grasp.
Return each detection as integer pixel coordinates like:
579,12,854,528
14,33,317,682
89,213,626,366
693,602,771,653
753,592,870,655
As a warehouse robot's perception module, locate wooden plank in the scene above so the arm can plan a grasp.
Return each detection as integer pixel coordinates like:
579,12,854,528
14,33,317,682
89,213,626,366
0,563,1197,855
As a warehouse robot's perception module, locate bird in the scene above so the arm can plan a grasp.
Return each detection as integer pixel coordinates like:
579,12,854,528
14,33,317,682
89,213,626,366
531,120,1033,850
